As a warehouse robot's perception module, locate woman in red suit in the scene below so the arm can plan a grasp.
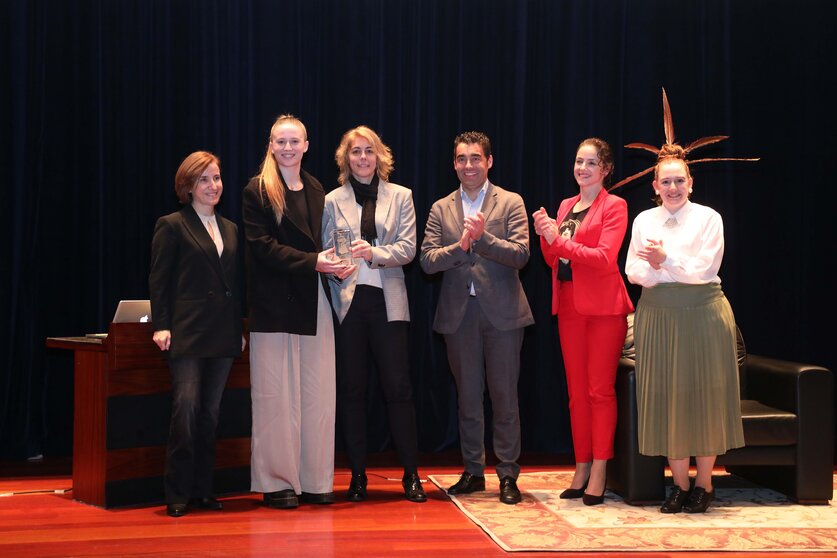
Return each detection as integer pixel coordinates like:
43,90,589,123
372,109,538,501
533,138,633,506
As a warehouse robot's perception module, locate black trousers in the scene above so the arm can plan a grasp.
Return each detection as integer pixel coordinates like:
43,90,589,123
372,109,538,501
335,285,418,475
165,356,233,504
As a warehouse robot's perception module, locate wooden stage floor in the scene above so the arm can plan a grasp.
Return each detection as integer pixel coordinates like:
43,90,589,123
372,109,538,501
0,455,823,558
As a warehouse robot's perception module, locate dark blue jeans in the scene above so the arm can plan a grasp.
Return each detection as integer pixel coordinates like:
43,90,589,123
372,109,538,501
165,356,233,504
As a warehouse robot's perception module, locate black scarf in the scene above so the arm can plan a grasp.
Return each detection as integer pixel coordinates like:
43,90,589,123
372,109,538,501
349,174,379,244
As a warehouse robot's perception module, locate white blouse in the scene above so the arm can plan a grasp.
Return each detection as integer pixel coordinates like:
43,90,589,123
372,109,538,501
625,201,724,288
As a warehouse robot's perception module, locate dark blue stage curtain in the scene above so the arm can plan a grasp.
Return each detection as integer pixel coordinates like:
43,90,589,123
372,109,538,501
3,0,835,461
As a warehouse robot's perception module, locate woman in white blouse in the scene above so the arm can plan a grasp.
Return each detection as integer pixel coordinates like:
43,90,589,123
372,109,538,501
625,144,744,514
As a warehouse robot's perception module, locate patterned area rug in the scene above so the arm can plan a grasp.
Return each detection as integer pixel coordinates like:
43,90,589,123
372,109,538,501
428,471,837,552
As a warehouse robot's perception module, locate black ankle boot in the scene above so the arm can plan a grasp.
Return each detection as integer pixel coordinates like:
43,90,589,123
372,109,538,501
660,485,690,513
347,472,367,502
683,486,714,513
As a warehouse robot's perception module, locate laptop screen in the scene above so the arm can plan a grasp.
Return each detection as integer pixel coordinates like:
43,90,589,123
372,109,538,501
112,300,152,323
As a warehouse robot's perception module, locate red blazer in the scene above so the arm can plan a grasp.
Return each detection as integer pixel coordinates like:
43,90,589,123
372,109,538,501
540,188,634,316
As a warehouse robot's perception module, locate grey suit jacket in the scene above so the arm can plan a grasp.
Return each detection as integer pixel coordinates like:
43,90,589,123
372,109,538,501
322,181,417,324
420,182,534,334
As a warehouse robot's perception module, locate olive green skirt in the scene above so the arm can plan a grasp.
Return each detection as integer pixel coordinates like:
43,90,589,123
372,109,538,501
635,283,744,459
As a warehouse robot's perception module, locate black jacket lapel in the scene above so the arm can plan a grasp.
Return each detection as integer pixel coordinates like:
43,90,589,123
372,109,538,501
182,205,228,288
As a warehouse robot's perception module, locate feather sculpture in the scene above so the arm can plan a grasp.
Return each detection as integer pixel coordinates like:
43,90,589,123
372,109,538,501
662,87,675,147
609,88,758,191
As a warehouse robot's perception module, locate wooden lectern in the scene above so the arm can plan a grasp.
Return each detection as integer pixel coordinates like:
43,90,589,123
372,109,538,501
46,322,251,508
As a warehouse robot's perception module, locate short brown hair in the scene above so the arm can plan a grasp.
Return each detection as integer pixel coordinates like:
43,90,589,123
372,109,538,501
454,131,491,159
174,151,220,204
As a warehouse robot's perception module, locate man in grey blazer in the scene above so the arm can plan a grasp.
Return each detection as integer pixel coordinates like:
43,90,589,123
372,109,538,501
420,131,534,505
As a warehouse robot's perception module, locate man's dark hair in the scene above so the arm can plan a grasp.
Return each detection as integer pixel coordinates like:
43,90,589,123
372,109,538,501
453,131,491,158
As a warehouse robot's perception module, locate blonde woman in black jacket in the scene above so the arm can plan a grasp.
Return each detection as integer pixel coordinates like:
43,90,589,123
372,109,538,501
242,115,354,510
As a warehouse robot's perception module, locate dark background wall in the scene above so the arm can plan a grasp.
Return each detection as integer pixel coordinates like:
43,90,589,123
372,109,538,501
3,0,835,461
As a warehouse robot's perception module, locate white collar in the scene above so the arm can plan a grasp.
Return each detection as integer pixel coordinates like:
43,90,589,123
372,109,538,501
459,180,489,204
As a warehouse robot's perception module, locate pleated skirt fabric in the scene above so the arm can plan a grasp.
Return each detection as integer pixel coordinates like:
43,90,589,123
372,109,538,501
634,283,744,459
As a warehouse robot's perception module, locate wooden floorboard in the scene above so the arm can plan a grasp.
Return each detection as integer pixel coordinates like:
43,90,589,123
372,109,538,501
0,457,828,557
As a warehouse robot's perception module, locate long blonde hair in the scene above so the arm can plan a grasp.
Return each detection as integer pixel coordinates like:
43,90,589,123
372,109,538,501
257,114,308,223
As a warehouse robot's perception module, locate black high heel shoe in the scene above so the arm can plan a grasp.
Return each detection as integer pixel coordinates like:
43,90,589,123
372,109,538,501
582,490,605,506
582,476,607,506
559,479,589,499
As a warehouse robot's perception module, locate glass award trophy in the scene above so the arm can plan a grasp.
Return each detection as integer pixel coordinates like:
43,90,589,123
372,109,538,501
332,228,353,264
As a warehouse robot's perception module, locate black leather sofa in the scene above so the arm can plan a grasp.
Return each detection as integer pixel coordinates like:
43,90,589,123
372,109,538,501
607,314,834,505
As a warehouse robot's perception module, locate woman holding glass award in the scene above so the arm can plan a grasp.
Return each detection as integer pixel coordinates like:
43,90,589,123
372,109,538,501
322,125,425,503
242,114,354,510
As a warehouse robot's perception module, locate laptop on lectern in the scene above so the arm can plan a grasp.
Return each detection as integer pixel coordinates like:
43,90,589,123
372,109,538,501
112,300,152,323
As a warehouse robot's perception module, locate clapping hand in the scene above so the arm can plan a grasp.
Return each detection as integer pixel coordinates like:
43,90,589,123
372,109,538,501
459,211,485,252
532,207,559,244
636,239,666,270
464,211,485,241
459,229,471,252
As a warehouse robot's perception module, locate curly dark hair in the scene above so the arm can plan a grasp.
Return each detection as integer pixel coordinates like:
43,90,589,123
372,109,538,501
577,137,615,187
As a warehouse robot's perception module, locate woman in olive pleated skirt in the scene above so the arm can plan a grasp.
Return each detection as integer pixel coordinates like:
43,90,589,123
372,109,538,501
634,283,743,459
626,148,744,514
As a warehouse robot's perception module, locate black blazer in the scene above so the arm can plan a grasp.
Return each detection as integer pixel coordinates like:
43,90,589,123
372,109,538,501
149,204,243,358
242,170,328,335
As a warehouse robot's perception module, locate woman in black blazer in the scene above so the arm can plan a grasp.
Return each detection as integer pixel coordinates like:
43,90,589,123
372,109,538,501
242,115,354,510
149,151,243,517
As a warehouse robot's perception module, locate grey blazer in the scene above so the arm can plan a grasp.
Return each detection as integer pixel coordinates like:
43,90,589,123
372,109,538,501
420,182,534,334
322,181,417,324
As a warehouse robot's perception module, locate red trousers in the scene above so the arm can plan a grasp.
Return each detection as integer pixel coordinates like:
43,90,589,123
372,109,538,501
557,281,627,462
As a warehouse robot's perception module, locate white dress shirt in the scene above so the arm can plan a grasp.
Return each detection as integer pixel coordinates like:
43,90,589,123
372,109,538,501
625,201,724,288
460,180,488,295
205,215,224,257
